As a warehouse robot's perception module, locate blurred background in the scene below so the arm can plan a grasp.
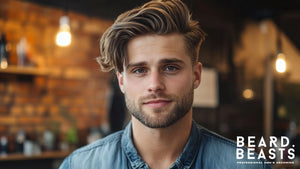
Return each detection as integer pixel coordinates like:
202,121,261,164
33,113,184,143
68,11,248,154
0,0,299,168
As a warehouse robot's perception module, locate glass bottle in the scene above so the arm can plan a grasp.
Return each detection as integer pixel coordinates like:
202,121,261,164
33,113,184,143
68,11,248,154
0,34,8,69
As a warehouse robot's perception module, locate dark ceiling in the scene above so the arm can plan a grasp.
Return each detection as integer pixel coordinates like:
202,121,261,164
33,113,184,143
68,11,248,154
21,0,300,50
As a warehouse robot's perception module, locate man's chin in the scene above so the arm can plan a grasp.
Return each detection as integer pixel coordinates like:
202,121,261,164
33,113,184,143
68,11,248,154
135,111,178,128
140,119,173,129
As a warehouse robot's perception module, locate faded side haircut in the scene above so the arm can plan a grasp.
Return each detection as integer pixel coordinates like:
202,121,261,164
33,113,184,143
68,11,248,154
97,0,206,73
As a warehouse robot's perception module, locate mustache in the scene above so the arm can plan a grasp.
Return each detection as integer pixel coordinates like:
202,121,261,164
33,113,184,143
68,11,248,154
139,93,173,103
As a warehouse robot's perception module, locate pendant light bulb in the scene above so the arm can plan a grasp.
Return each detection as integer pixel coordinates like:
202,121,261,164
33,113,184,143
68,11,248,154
56,15,71,47
275,53,287,73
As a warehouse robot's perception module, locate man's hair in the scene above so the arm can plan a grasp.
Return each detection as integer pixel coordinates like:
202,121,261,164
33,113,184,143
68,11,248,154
97,0,206,73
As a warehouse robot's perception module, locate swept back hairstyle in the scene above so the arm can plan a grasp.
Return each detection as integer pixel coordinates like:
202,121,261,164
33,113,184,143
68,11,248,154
97,0,206,73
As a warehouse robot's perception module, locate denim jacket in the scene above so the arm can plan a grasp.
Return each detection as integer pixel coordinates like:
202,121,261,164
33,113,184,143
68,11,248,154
59,121,272,169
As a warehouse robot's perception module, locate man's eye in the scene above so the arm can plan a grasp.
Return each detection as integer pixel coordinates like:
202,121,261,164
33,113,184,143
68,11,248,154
133,68,147,74
164,65,179,72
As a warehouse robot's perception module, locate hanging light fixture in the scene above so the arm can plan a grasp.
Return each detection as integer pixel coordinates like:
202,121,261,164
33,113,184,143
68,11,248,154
56,15,71,47
275,52,286,73
275,30,286,73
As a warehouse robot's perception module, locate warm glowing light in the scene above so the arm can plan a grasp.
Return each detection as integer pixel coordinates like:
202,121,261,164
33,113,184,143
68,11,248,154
275,53,286,73
56,16,71,47
56,30,71,47
0,58,8,69
243,88,254,100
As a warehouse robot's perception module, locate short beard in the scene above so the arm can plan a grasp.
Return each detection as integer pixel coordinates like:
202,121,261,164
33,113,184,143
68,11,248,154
125,86,194,128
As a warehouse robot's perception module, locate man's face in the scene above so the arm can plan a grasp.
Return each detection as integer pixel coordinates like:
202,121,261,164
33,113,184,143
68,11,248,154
117,33,202,128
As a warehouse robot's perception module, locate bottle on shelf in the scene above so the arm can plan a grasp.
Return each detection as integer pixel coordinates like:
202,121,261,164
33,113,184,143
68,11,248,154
16,37,28,67
0,34,9,69
0,136,8,156
15,130,26,153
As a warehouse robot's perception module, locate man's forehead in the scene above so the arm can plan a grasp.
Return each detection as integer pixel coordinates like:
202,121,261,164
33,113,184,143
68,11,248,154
123,33,191,70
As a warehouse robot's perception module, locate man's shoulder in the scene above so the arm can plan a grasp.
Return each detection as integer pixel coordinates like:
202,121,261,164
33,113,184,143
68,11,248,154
72,130,124,156
60,130,125,169
198,127,264,159
197,125,237,150
193,125,272,168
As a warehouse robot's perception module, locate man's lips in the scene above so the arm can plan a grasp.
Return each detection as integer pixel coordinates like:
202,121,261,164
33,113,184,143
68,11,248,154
143,99,172,109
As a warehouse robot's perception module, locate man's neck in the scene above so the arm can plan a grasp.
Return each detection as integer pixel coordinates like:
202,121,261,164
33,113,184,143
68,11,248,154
131,111,193,169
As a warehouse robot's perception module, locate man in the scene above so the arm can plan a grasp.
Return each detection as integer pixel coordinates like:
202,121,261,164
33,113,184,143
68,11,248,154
59,0,272,168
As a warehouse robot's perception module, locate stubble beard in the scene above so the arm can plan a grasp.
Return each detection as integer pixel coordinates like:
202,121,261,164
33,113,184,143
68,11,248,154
125,86,194,128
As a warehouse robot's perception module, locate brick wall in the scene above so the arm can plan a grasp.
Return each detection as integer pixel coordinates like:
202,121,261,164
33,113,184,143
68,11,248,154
0,0,113,150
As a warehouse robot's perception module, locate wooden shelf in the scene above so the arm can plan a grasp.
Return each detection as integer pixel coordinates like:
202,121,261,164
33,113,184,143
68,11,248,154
0,151,71,161
0,66,49,76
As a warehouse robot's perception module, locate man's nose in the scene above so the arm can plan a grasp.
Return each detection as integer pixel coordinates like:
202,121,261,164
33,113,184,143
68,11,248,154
147,70,165,93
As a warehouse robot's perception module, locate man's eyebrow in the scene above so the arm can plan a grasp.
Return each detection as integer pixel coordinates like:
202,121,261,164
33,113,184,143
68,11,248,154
160,58,185,64
125,58,185,70
126,61,147,70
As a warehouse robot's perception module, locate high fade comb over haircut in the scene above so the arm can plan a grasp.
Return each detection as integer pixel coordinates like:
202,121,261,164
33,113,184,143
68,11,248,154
97,0,206,73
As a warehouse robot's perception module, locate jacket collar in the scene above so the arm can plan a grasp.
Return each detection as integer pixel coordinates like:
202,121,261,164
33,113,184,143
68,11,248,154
121,121,201,169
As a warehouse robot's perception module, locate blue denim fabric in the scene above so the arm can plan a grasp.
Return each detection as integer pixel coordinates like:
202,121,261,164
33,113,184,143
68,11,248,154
59,121,272,169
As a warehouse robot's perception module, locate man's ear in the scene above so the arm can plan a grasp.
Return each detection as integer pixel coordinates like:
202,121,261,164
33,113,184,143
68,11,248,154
116,72,125,93
193,62,202,89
